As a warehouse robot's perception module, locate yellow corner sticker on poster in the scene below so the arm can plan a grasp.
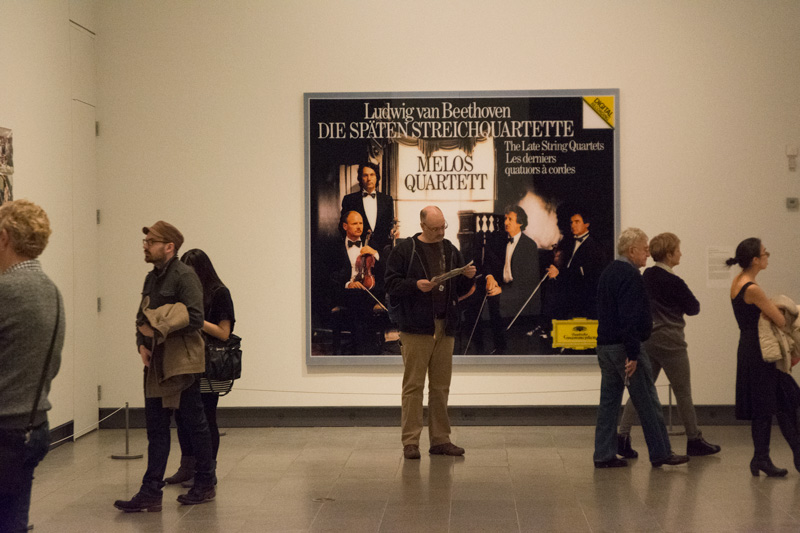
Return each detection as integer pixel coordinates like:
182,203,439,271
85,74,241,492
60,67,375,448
584,96,615,128
552,318,599,349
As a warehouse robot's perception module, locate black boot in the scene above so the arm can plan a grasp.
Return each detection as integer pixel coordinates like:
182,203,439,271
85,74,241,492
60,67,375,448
776,409,800,473
687,435,721,456
617,434,638,459
177,483,215,505
164,456,195,485
177,461,216,505
113,489,162,512
750,456,788,477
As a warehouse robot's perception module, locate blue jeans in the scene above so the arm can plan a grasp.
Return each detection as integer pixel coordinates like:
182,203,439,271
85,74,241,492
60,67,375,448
594,344,671,463
0,421,50,533
142,379,214,493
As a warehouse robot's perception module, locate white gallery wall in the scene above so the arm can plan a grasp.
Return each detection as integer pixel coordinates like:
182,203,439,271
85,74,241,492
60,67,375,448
0,0,98,431
4,1,799,426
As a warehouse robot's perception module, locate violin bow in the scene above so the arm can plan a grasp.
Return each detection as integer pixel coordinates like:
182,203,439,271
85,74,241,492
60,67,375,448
362,286,388,312
506,272,549,331
463,291,489,356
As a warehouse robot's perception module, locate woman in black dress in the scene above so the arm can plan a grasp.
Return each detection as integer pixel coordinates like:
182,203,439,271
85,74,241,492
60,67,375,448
728,238,800,476
165,249,236,486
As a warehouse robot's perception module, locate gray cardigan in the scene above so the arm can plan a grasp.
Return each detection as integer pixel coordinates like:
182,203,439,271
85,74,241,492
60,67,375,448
0,260,65,427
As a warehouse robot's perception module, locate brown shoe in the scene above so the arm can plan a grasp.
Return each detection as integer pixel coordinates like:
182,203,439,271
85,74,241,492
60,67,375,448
403,445,421,459
429,442,465,456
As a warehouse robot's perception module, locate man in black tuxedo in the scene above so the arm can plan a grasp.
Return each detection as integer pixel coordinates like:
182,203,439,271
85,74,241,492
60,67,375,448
485,205,540,354
340,162,395,251
330,211,384,354
547,210,604,319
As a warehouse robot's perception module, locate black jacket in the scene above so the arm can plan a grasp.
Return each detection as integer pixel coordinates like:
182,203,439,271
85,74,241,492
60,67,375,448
341,191,395,251
485,232,540,317
385,234,473,336
557,235,604,319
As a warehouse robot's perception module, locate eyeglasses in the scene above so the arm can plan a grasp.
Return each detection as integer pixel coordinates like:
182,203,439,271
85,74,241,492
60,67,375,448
423,222,448,232
760,251,771,258
142,238,167,247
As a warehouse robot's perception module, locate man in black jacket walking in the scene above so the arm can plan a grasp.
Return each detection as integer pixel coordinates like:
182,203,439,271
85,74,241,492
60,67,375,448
385,206,476,460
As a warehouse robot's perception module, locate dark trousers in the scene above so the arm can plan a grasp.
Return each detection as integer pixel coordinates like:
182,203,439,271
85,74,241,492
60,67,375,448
142,379,214,493
0,422,50,533
176,391,220,460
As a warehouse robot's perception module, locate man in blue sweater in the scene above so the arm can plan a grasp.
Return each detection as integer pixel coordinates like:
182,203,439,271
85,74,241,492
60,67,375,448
593,227,689,468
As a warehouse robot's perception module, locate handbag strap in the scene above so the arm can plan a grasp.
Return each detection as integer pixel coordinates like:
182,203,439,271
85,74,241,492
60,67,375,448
27,286,62,433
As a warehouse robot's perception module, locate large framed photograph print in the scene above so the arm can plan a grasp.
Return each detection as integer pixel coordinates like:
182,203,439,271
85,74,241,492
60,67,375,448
305,90,619,366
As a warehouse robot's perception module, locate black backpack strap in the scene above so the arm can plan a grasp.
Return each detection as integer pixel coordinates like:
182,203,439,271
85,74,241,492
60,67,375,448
26,286,61,438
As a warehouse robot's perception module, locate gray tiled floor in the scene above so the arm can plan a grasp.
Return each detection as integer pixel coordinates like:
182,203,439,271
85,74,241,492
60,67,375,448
28,425,800,532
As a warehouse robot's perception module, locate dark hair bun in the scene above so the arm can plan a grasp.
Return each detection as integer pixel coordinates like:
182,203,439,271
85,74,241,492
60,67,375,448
725,257,739,267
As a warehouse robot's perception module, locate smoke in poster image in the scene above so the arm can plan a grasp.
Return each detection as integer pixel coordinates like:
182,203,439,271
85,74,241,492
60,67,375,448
305,91,619,364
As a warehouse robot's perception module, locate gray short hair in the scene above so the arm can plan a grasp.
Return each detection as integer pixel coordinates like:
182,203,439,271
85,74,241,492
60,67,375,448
617,227,648,256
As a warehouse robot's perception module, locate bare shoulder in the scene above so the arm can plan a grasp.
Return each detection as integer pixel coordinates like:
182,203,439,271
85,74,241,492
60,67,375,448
730,274,750,299
742,282,766,305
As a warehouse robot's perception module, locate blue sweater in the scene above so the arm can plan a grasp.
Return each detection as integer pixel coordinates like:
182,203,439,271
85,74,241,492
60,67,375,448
596,258,652,360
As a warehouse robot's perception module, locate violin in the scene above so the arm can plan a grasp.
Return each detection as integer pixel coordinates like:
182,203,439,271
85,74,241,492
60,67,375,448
354,229,376,290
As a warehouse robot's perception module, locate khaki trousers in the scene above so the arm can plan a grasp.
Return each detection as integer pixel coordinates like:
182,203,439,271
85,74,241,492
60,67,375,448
400,319,454,447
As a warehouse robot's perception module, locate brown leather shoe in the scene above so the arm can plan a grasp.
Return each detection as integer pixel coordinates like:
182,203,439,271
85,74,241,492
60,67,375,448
429,442,465,456
403,445,421,459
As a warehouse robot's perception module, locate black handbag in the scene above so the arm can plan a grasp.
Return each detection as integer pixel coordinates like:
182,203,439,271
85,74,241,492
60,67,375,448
204,333,242,382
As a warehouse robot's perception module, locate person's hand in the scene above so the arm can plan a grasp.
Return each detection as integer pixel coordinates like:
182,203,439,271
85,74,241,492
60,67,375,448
137,323,155,338
463,264,477,279
360,245,378,256
417,279,437,292
547,264,559,279
485,275,502,296
347,281,367,290
625,359,637,378
139,344,152,368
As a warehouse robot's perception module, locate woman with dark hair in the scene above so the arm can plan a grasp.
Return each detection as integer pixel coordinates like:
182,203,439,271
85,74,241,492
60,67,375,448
728,238,800,476
164,249,235,486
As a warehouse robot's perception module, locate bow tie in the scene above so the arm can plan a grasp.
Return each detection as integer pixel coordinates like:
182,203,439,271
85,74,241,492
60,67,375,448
507,236,515,244
575,235,588,243
362,191,376,199
347,240,362,248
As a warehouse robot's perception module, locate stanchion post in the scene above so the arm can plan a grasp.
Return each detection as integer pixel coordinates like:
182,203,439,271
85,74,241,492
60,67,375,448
111,402,144,460
667,383,685,436
668,384,673,431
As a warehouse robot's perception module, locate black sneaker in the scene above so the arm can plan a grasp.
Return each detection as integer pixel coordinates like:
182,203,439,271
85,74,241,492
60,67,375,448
177,485,216,505
686,436,721,456
594,457,628,468
617,434,638,459
652,453,690,467
113,491,162,512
